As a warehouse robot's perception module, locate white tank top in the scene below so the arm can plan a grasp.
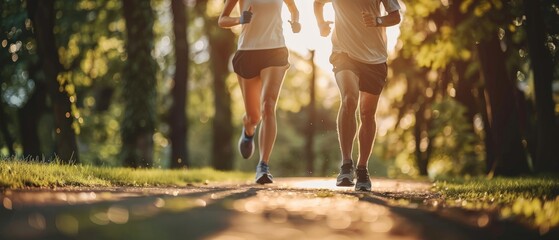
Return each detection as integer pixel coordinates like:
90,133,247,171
237,0,286,50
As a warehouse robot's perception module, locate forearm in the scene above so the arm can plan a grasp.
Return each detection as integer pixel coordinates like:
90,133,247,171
313,1,326,24
285,0,299,22
378,10,400,27
218,16,240,28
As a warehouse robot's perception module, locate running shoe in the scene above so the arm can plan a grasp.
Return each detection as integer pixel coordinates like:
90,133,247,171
255,162,274,184
238,127,254,159
355,168,372,191
336,162,355,186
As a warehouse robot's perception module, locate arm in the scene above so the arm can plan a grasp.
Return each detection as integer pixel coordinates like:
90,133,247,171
314,0,333,37
284,0,301,33
218,0,241,28
363,10,400,27
378,10,401,27
284,0,299,23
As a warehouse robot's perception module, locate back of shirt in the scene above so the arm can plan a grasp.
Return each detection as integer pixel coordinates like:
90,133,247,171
317,0,401,64
238,0,286,50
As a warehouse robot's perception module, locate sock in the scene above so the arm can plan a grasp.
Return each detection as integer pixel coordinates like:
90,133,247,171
342,159,353,165
243,130,254,139
357,165,367,170
258,161,268,167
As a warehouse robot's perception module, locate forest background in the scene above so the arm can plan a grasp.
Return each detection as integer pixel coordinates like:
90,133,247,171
1,0,558,179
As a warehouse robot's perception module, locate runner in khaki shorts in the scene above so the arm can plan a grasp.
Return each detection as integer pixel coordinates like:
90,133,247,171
314,0,401,191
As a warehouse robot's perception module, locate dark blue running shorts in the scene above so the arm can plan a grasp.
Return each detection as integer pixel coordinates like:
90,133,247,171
329,52,388,95
232,47,289,79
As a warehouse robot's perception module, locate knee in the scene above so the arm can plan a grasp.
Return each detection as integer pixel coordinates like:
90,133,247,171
245,113,261,126
261,99,277,119
360,109,377,125
340,95,358,112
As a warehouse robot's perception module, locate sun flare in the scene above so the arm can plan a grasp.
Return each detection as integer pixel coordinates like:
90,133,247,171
281,0,402,71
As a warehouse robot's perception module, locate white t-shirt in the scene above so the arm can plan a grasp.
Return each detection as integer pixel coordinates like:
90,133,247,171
317,0,401,64
238,0,286,50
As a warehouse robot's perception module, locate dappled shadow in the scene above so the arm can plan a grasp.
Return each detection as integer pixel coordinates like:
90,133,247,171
350,191,556,240
3,179,558,239
0,186,262,240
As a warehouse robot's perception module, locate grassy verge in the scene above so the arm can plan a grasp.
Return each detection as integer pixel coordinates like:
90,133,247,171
434,177,559,233
0,160,252,189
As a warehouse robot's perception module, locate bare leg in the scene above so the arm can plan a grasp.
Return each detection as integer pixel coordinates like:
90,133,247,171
258,65,288,164
335,70,360,164
237,75,262,136
357,91,381,168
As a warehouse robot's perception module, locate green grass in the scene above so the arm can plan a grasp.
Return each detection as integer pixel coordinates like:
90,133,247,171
0,160,252,189
434,177,559,203
434,177,559,233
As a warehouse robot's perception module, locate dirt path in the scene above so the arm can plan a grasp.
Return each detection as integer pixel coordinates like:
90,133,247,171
0,178,552,240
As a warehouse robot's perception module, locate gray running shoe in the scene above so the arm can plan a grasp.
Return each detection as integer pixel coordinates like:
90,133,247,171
355,168,371,191
255,163,274,184
336,162,355,186
238,127,254,159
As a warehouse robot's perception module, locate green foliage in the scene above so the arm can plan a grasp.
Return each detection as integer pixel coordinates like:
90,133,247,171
428,97,484,176
0,158,251,188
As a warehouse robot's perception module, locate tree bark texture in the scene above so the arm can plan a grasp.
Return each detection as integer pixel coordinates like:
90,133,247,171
169,0,189,169
524,0,559,173
477,36,530,176
209,28,235,171
121,0,157,168
27,0,79,163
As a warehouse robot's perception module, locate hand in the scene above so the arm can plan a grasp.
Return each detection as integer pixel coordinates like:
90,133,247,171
362,11,376,27
318,21,333,37
240,6,253,24
289,20,301,33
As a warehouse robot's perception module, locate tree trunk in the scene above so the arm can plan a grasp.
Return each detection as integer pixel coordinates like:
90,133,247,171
454,61,478,123
524,0,559,173
306,50,316,176
27,0,79,163
194,0,234,170
169,0,189,169
477,36,530,176
0,101,15,156
18,80,47,158
209,29,235,170
414,103,429,176
121,0,157,168
478,86,496,173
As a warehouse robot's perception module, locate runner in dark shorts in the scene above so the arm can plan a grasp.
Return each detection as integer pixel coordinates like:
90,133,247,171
329,52,388,95
219,0,300,184
233,47,289,79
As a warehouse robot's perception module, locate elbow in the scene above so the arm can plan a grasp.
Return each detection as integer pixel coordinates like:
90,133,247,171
218,18,226,28
217,17,228,28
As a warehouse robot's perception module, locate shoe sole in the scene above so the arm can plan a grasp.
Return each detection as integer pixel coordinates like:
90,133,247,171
256,174,273,184
336,178,355,187
238,137,254,159
355,186,371,191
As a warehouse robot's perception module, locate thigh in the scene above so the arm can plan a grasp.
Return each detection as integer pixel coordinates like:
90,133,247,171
238,74,262,116
336,70,360,100
260,65,288,103
330,52,360,98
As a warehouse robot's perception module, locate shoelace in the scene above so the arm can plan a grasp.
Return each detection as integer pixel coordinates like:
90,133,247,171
356,169,369,182
258,164,269,174
341,163,353,174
